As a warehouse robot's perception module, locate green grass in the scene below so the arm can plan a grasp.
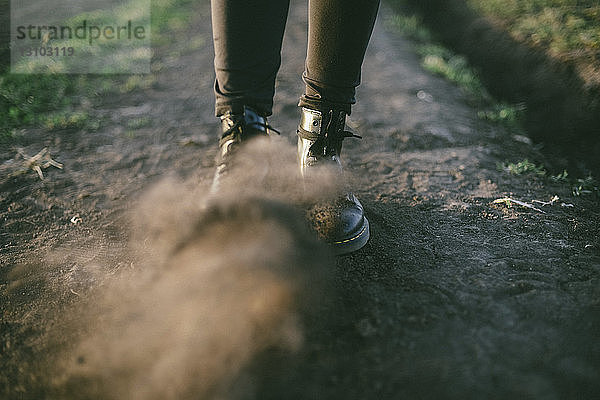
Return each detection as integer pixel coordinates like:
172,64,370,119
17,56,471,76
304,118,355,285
0,73,77,139
477,103,525,124
417,44,491,101
497,161,599,197
10,1,151,75
572,175,599,197
477,103,527,131
1,0,193,143
498,159,547,176
119,75,157,93
126,116,152,129
466,0,600,86
550,169,570,182
387,13,490,101
386,8,527,132
41,110,94,130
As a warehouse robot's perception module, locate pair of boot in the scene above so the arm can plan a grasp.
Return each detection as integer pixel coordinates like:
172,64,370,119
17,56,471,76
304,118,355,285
212,106,370,255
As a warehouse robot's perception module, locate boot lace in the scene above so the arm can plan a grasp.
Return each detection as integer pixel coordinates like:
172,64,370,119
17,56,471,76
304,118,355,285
322,109,361,157
220,118,281,141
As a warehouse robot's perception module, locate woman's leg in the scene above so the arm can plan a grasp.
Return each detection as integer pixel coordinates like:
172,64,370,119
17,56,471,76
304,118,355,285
296,0,380,254
299,0,381,113
211,0,290,117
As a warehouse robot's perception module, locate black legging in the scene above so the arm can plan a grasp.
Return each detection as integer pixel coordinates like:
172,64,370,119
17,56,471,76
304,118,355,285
210,0,380,117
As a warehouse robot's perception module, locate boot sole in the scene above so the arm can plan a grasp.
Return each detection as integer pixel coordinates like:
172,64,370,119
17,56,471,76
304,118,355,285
331,217,370,256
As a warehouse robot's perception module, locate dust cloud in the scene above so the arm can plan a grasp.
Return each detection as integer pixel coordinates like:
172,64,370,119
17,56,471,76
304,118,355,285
47,138,338,399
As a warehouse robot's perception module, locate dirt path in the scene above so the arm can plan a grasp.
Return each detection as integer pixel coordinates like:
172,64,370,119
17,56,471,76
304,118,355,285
2,0,600,399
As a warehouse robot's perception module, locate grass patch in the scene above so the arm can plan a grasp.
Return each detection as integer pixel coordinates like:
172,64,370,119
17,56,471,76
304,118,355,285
387,12,490,101
550,169,570,182
11,0,152,74
477,103,526,129
120,75,157,93
498,161,600,198
417,44,490,101
126,116,152,129
0,73,77,140
466,0,600,87
386,6,528,133
572,175,599,197
498,159,547,176
1,0,193,142
41,111,92,130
